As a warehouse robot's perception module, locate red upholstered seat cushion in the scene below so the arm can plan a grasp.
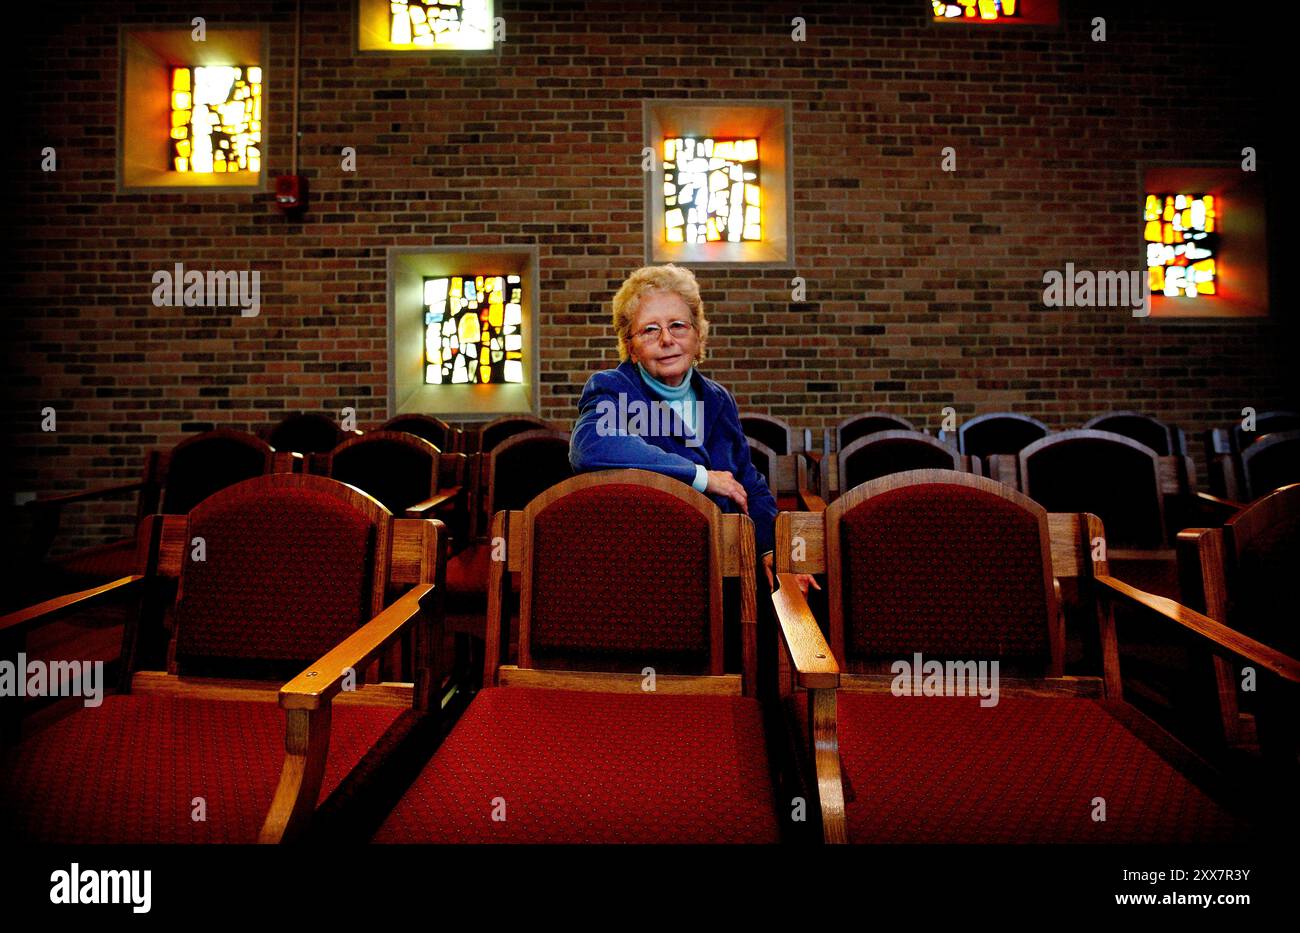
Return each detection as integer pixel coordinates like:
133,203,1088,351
0,695,399,843
791,691,1245,843
445,542,491,595
373,686,779,843
840,483,1051,662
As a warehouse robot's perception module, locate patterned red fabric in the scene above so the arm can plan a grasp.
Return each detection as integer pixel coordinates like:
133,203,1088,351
175,485,375,665
0,695,399,843
529,485,711,670
791,692,1245,843
840,484,1050,661
374,686,778,843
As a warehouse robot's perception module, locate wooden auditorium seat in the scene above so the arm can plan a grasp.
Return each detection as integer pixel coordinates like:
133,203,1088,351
746,437,827,513
1204,411,1300,499
473,414,553,455
740,412,794,455
1082,411,1187,458
0,474,445,844
1178,483,1300,769
740,412,828,504
319,431,466,526
834,429,979,499
771,469,1277,843
1020,429,1172,593
959,412,1051,487
836,412,915,453
1019,429,1243,598
380,413,463,454
1232,410,1300,453
260,412,359,456
443,429,575,683
368,470,780,843
1236,429,1300,502
26,429,292,593
798,412,915,498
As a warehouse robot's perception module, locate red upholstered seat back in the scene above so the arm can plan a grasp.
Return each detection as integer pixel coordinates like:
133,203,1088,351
174,482,377,671
527,484,713,672
839,483,1051,663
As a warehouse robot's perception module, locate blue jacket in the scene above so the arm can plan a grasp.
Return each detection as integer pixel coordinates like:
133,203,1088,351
569,360,777,557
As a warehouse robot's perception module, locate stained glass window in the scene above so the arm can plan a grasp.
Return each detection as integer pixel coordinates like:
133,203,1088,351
1144,193,1218,298
662,137,760,244
424,274,523,384
389,0,491,47
932,0,1019,19
170,66,261,174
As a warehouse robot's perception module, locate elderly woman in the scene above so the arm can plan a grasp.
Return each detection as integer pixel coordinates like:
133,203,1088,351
569,263,818,598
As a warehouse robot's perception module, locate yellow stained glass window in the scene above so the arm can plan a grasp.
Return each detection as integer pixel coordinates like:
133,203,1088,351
1144,192,1219,299
424,274,524,384
170,66,262,174
932,0,1018,19
663,136,760,244
388,0,492,48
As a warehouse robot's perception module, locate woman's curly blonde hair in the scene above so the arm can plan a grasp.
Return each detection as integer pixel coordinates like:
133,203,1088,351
611,263,710,364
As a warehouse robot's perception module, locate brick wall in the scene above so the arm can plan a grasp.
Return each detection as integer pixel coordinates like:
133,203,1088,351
2,0,1291,550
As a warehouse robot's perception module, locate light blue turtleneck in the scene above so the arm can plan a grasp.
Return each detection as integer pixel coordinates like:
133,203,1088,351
636,363,709,493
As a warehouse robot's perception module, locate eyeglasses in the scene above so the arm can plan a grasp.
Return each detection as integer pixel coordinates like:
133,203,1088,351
632,320,694,342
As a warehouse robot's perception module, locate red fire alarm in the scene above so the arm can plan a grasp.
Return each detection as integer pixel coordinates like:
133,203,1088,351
275,174,307,213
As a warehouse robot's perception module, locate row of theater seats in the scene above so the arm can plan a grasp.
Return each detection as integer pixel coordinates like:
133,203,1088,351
2,465,1296,843
20,414,570,592
743,409,1300,598
741,409,1300,505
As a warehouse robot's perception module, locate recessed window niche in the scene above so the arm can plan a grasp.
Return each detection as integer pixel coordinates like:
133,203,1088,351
1141,165,1268,319
119,25,268,191
643,100,794,268
388,246,540,420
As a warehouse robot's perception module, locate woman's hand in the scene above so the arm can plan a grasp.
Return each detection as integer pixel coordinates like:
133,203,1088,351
762,552,821,596
705,469,748,513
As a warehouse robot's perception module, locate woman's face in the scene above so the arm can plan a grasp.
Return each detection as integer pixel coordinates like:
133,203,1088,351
628,290,699,387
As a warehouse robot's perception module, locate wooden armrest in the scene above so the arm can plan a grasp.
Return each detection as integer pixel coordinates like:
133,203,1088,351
1108,548,1176,563
1095,574,1300,684
772,574,839,689
405,487,462,517
279,583,436,710
1190,491,1247,520
24,481,146,510
797,489,828,513
0,575,144,636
